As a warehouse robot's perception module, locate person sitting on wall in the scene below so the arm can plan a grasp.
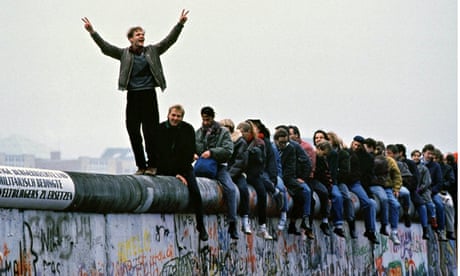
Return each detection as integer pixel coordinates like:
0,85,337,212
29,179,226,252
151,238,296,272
156,104,208,241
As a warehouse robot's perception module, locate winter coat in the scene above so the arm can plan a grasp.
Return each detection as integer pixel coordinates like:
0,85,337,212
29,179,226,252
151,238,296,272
195,121,233,164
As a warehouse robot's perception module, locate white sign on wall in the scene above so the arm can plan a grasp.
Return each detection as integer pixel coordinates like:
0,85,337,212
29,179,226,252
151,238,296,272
0,166,75,210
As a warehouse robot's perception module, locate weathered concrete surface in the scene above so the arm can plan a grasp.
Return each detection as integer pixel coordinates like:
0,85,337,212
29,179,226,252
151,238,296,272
0,166,456,275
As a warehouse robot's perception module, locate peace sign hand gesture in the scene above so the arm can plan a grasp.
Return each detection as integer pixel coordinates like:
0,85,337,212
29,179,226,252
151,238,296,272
179,9,189,25
81,17,95,34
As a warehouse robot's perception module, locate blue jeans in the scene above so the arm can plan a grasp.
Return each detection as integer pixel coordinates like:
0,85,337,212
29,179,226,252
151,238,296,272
338,183,355,222
331,185,344,226
432,193,446,231
369,186,400,230
276,176,289,212
216,165,238,223
417,204,429,228
349,181,376,232
299,181,312,217
399,186,411,211
426,201,436,219
232,175,249,216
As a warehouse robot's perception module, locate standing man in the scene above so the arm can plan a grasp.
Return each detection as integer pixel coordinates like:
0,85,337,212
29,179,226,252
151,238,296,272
156,104,208,241
82,10,189,175
195,106,239,239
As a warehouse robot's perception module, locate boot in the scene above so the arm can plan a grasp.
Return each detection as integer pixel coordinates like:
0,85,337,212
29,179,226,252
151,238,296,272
403,209,411,227
228,221,239,240
300,216,314,240
320,222,331,236
364,231,380,244
288,221,301,236
380,224,389,236
348,220,357,239
197,223,209,241
241,215,252,235
422,227,430,240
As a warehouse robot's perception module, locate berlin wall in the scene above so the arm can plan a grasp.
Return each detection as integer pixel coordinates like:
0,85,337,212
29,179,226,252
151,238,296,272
0,166,456,275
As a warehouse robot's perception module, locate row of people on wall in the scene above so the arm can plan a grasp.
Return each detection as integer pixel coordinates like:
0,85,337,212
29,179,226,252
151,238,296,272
151,104,457,243
82,10,456,243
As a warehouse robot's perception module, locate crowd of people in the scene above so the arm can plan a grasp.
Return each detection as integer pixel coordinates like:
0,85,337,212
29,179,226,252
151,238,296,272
82,10,457,243
157,105,458,244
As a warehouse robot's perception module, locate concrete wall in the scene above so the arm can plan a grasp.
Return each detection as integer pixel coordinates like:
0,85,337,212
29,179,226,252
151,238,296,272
0,166,456,275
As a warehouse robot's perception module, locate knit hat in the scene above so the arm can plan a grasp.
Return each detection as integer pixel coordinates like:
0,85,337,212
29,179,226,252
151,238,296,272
353,135,365,144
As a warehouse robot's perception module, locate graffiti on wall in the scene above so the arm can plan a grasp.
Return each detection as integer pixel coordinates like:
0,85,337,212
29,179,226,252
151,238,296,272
0,210,454,275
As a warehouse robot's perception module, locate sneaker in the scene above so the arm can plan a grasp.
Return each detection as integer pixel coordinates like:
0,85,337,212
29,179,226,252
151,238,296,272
364,231,380,244
288,222,301,236
379,225,389,236
242,216,252,235
144,167,157,176
277,218,287,231
430,217,438,230
257,225,273,240
305,227,315,240
333,227,345,238
134,168,145,175
320,222,331,236
438,230,448,242
390,231,401,245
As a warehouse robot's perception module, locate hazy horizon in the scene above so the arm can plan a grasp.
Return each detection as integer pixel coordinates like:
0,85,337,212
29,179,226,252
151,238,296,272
1,0,457,159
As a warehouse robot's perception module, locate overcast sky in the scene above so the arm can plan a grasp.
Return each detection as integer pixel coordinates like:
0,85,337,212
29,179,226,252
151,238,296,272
1,0,457,159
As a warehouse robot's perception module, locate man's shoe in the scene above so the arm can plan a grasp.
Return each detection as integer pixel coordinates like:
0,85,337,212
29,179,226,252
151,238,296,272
300,218,308,230
288,222,301,236
144,167,157,176
389,231,401,245
446,231,456,241
320,222,331,236
333,227,345,238
197,224,209,241
134,168,145,175
422,227,430,240
199,231,209,241
305,227,315,240
379,225,389,236
348,220,357,239
403,213,411,227
364,231,380,244
430,217,438,230
228,222,239,240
